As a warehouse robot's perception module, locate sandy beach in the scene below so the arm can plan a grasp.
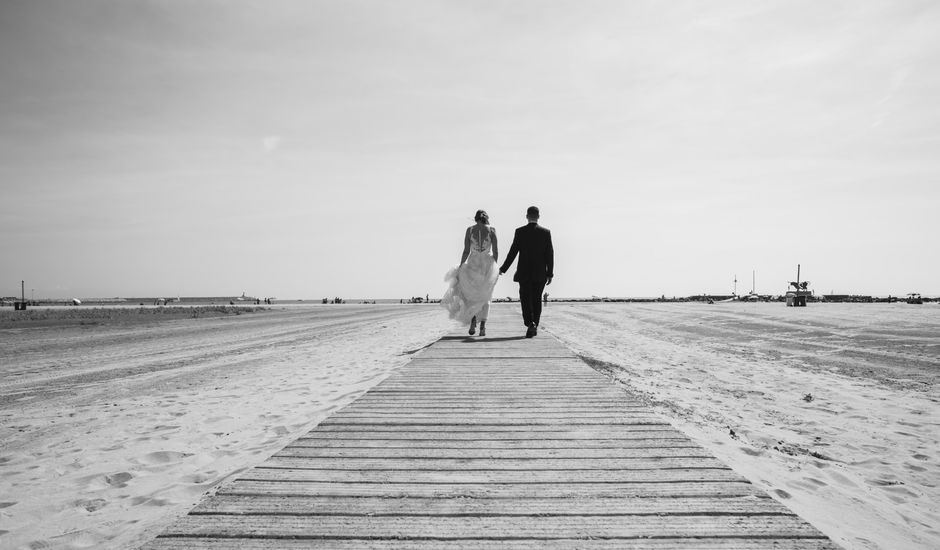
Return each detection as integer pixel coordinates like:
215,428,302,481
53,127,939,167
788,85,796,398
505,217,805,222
545,302,940,550
1,302,938,549
0,305,453,549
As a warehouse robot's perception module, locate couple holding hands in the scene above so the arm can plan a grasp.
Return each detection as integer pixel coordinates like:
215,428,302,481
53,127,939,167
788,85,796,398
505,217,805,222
441,206,554,338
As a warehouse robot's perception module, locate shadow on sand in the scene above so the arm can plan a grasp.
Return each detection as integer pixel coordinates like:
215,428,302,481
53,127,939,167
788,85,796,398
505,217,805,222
449,335,529,343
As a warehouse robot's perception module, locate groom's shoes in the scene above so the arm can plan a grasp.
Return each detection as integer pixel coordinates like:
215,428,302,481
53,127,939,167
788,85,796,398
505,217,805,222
525,322,537,338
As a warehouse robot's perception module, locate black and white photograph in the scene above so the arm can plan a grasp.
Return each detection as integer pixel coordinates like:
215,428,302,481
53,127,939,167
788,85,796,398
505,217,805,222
1,1,938,549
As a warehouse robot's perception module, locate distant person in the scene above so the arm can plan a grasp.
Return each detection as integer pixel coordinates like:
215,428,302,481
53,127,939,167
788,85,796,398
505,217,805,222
499,206,554,338
441,209,499,337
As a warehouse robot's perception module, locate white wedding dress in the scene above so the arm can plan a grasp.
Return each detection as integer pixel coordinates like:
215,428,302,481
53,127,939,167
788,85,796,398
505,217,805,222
441,226,499,323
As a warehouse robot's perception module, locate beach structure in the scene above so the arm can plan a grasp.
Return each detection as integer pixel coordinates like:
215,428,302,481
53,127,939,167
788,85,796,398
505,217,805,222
744,270,762,301
786,265,812,307
14,280,27,310
144,309,836,548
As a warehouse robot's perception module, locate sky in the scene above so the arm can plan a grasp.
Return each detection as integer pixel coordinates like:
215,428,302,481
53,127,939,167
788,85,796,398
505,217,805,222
1,0,938,300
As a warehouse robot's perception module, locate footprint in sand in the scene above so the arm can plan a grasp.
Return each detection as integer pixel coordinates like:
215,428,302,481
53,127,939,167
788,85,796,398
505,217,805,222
74,498,108,512
211,449,238,458
104,472,133,487
0,501,15,509
51,529,99,548
866,477,905,487
878,484,919,503
740,447,763,457
151,424,181,431
130,496,171,507
139,451,193,465
824,470,858,488
180,472,214,484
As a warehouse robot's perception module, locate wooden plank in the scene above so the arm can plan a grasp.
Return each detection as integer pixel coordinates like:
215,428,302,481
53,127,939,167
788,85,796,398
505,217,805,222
277,446,706,458
192,495,793,516
347,392,632,399
347,398,641,405
361,392,628,398
218,480,766,498
415,351,576,358
336,406,647,412
366,387,628,394
337,406,652,413
330,406,657,414
287,439,698,450
261,456,729,470
360,387,628,392
363,385,625,390
403,357,590,365
304,430,685,440
323,413,666,421
157,515,829,539
146,538,840,550
417,350,576,361
358,392,630,398
236,468,745,483
299,435,691,444
318,418,667,426
416,351,575,358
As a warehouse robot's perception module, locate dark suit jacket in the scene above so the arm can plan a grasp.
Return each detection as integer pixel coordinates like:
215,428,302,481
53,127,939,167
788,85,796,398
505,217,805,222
499,222,554,283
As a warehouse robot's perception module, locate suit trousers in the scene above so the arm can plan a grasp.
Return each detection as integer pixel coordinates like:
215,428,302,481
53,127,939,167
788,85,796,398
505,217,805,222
518,280,547,328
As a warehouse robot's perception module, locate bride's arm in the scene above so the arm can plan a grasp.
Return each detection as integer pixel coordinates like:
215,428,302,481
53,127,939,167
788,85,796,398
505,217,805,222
460,227,471,265
490,227,498,264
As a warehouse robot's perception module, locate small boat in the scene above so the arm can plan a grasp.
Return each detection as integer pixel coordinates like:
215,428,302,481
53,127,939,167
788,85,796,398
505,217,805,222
907,293,923,304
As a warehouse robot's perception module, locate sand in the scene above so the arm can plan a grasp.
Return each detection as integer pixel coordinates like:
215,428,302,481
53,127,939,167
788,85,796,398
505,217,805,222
0,305,453,549
544,302,940,550
1,302,937,549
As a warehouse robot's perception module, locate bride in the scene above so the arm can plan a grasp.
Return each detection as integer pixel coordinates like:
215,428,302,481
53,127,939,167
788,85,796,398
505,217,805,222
441,210,499,336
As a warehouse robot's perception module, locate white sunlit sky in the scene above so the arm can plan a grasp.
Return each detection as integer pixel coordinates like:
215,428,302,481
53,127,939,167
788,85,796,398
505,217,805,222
1,0,938,301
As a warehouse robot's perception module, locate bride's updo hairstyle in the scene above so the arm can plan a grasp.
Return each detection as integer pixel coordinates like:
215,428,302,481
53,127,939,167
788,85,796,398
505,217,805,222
474,210,490,225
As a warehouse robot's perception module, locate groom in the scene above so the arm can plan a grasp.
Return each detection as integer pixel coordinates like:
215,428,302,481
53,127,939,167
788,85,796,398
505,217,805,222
499,206,554,338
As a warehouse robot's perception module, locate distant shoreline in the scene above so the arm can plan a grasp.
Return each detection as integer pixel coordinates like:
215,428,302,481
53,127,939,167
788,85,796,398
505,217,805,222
2,294,936,307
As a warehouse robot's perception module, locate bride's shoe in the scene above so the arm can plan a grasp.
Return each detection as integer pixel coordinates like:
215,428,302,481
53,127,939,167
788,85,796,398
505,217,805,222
469,316,477,335
479,321,486,337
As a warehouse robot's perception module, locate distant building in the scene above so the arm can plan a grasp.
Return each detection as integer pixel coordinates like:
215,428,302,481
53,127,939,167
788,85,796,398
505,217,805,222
822,295,873,303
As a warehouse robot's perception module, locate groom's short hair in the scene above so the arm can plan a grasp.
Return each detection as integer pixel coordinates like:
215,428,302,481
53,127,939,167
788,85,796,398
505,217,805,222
526,206,540,219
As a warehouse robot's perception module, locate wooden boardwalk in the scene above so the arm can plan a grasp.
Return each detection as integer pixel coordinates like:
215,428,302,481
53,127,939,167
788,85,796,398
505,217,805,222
143,309,837,549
